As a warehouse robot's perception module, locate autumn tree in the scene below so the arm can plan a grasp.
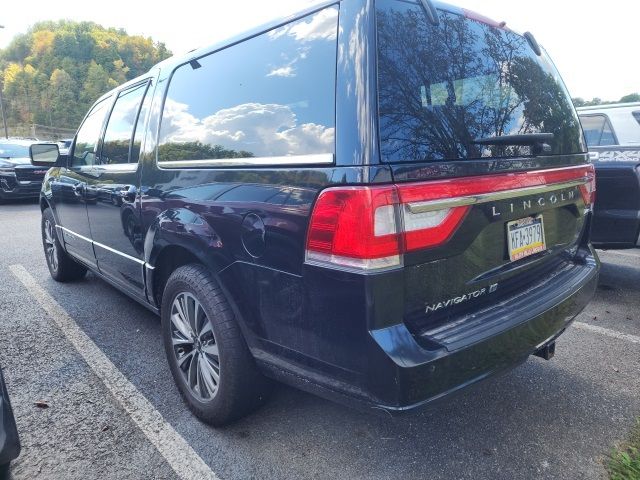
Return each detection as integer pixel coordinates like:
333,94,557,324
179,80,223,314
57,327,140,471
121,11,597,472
0,20,171,130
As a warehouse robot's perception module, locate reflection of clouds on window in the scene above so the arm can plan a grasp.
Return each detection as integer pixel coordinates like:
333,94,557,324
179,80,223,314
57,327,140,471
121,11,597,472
267,66,295,78
161,99,334,157
268,8,338,42
158,5,338,162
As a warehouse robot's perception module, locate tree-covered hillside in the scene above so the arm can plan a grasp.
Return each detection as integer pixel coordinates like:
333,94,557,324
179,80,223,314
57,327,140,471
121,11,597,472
0,20,171,130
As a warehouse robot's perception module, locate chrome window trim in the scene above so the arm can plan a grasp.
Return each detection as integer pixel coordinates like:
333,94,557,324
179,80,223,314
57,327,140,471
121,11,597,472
57,225,148,267
406,178,588,214
158,153,334,169
92,163,139,173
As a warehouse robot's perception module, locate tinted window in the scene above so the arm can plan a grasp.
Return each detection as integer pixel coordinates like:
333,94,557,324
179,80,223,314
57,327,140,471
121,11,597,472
72,98,111,167
158,6,338,164
580,114,617,147
633,111,640,126
131,83,153,163
101,83,148,165
376,0,584,162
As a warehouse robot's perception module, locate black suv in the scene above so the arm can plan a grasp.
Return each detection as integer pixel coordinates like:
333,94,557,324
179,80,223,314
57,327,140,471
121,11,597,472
30,0,599,425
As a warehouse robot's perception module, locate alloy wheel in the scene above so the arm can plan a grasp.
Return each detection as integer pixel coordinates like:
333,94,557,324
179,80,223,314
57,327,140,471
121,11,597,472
43,219,58,272
170,292,220,401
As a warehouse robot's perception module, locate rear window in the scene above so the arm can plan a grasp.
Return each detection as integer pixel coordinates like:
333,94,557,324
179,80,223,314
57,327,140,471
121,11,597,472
375,0,584,163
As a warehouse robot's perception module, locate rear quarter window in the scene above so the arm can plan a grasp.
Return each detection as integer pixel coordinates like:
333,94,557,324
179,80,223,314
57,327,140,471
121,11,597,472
579,114,617,147
157,6,339,165
375,0,584,163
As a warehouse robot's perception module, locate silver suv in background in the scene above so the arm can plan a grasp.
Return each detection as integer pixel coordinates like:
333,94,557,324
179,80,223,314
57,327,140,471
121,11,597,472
577,102,640,248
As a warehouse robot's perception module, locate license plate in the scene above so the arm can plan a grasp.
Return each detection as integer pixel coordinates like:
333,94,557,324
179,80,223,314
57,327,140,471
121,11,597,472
507,215,546,262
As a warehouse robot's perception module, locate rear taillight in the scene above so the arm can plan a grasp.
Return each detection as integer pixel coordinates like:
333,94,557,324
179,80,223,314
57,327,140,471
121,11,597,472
305,165,595,272
578,164,596,208
305,186,402,271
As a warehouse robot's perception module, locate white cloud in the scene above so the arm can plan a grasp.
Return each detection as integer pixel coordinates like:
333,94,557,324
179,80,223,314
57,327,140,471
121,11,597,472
161,100,334,157
267,66,295,77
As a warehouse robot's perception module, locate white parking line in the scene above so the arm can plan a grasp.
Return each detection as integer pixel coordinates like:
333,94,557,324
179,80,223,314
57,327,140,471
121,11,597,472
574,321,640,345
9,264,219,480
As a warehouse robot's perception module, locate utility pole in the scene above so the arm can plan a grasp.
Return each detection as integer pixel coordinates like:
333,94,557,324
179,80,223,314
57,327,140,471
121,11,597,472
0,25,8,139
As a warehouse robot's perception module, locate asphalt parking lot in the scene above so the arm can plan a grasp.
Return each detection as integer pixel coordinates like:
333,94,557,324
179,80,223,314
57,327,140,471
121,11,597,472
1,201,639,480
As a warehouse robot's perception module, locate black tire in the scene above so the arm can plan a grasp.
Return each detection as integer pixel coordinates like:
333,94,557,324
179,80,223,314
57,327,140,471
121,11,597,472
41,208,87,282
0,462,9,480
161,264,270,426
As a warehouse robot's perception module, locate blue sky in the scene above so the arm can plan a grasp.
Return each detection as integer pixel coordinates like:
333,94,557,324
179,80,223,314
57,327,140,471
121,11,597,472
1,0,638,101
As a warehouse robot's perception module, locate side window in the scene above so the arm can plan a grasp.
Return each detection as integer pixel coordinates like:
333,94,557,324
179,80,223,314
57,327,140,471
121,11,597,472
157,6,338,165
580,114,617,147
633,111,640,127
131,83,153,163
100,83,149,165
72,98,111,167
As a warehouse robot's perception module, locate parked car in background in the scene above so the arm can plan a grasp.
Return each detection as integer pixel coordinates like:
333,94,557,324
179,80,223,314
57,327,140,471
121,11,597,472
577,103,640,248
31,0,598,426
0,368,20,478
0,139,50,203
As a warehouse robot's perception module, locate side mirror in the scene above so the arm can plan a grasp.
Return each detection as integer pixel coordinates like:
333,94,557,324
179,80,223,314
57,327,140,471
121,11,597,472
30,143,60,167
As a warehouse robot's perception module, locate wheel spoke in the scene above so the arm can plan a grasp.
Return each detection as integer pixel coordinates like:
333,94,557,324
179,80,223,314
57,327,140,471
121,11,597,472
171,312,192,340
172,332,193,347
188,351,200,390
186,295,200,335
202,342,218,358
174,295,189,329
198,320,213,340
199,355,218,397
177,349,194,369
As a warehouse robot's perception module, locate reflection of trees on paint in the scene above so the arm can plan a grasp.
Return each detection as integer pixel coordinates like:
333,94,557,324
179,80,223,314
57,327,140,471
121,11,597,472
376,6,582,162
158,141,254,162
101,139,131,164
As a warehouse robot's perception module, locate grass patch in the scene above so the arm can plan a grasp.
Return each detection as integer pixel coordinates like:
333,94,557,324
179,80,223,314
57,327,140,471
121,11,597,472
609,419,640,480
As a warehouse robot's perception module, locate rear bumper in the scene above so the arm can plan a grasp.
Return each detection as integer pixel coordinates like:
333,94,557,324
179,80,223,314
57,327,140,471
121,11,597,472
368,248,599,412
255,246,599,414
0,368,20,466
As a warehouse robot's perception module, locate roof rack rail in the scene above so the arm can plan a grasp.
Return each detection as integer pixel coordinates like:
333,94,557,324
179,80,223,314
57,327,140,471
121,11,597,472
419,0,440,26
523,31,542,56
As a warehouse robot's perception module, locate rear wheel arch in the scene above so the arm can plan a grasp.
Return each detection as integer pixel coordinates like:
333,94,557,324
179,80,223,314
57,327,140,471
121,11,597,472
151,245,202,308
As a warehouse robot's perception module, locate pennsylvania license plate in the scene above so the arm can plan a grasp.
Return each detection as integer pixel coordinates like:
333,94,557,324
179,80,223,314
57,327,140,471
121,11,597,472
507,215,546,262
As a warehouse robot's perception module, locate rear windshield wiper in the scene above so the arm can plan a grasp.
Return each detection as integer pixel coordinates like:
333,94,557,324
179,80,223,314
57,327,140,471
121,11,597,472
473,133,554,155
419,0,440,26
